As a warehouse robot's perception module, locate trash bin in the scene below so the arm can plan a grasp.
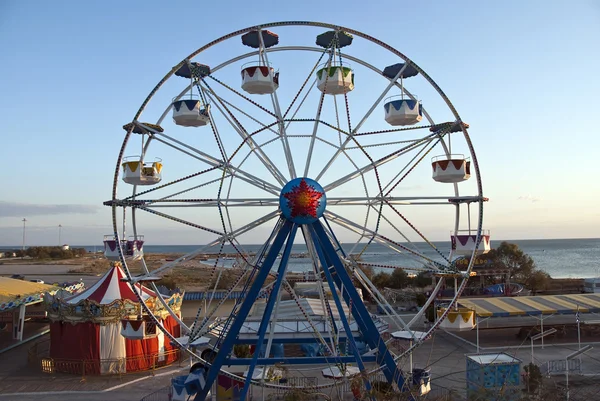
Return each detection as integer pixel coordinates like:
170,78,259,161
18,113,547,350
171,375,189,401
412,368,431,386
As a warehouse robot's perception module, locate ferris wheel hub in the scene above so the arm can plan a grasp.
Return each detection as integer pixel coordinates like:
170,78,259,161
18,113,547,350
279,177,326,224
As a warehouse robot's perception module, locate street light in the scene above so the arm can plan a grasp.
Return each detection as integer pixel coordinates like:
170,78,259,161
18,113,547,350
21,218,27,250
58,224,62,246
530,328,557,363
566,345,592,401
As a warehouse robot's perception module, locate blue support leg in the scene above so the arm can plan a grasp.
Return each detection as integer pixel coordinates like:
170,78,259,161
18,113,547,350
194,219,293,401
307,224,373,397
311,221,407,392
238,223,298,400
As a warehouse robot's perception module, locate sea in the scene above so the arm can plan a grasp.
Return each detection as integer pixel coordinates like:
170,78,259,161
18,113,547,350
57,238,599,279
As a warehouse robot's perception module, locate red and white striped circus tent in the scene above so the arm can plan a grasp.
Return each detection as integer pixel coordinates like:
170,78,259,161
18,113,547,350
45,262,183,374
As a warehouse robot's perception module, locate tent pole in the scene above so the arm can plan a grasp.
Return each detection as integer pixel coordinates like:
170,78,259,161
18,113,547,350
476,314,479,353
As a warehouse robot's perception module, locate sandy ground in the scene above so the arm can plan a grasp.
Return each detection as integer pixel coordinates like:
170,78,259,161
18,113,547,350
0,257,595,400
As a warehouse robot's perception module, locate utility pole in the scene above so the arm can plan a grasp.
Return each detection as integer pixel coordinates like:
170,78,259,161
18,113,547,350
58,224,62,246
22,218,27,250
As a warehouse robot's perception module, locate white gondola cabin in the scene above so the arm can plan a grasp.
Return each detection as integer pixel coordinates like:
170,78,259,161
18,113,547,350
438,308,475,331
172,98,210,127
122,156,163,186
241,63,279,94
431,155,471,183
316,65,354,95
120,316,157,340
103,235,145,261
383,97,423,126
451,230,491,255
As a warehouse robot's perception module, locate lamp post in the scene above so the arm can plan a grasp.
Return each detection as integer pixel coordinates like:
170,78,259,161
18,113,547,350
21,218,27,250
530,328,557,364
566,345,592,401
58,224,62,246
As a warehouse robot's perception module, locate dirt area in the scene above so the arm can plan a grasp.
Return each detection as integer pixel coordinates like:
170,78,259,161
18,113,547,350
542,278,584,294
2,254,586,295
5,253,269,291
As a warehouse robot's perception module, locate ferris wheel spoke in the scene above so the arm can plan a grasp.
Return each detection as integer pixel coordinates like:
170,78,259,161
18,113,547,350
314,63,410,182
152,132,281,196
128,198,280,208
351,265,413,332
379,137,436,196
346,137,425,150
304,51,335,178
381,201,451,264
255,29,297,180
141,210,280,280
282,44,330,121
200,88,288,186
324,210,444,269
322,132,438,193
202,88,279,136
366,203,430,258
122,165,227,201
383,137,443,197
204,76,278,119
354,124,434,137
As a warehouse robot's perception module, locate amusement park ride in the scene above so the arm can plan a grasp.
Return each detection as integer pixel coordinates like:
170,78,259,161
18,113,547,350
103,21,488,400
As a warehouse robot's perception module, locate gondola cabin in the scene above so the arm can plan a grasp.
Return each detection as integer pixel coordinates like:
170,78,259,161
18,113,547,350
120,316,157,340
431,155,471,183
122,157,163,185
438,308,475,331
172,99,210,127
383,97,423,126
451,230,491,255
103,235,145,260
241,64,279,94
316,65,354,95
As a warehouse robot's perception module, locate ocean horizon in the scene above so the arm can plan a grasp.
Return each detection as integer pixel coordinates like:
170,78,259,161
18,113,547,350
3,238,597,280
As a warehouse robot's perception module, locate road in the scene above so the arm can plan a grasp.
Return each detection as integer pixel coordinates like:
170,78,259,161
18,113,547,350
0,263,100,288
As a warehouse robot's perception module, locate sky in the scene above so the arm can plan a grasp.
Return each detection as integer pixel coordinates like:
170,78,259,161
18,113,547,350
0,0,599,246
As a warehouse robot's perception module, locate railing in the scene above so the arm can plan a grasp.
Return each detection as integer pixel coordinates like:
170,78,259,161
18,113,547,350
543,358,582,375
431,154,470,163
384,95,420,103
172,93,201,103
103,235,145,241
29,339,182,378
451,229,491,236
122,156,162,165
241,61,275,70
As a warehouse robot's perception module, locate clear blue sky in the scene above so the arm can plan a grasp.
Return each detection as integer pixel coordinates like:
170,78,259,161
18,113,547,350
1,0,599,246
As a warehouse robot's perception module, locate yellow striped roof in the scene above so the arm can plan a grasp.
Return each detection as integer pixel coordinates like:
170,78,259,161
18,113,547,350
458,293,600,317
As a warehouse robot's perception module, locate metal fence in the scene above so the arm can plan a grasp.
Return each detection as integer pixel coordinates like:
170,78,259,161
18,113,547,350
29,339,182,379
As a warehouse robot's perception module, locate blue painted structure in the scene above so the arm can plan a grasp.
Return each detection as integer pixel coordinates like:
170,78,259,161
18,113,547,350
193,178,407,401
466,353,522,401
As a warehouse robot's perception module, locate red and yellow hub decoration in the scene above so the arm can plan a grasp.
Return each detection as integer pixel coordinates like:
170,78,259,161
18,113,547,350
279,178,326,224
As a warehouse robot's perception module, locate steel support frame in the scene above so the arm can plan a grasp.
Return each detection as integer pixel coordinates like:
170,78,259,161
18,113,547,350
238,222,298,400
194,218,293,401
309,221,407,391
194,218,408,401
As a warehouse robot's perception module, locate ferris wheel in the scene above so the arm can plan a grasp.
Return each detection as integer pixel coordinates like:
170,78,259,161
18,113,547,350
105,21,488,400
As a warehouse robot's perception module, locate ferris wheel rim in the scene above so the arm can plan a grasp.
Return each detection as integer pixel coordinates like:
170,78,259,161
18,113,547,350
108,20,486,393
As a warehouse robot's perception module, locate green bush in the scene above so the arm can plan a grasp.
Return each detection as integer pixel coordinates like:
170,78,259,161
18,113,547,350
426,305,435,322
415,293,427,307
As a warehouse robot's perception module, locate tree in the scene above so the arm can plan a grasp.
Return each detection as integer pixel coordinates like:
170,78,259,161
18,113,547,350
486,242,552,292
372,272,391,289
389,269,409,289
528,270,551,294
487,242,536,282
413,271,432,288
